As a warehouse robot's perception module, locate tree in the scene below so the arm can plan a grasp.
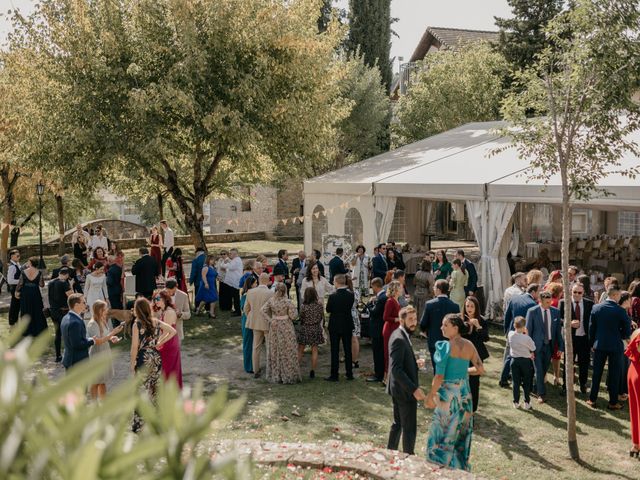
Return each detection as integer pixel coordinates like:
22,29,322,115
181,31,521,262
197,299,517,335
309,55,390,175
393,43,509,147
17,0,349,249
499,0,640,460
346,0,393,91
494,0,565,74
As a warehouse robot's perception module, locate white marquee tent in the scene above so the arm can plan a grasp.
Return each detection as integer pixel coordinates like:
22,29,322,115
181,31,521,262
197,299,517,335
304,120,640,313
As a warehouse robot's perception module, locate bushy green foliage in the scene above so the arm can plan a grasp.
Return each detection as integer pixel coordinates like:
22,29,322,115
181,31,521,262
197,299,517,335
494,0,565,75
0,323,248,479
393,43,509,147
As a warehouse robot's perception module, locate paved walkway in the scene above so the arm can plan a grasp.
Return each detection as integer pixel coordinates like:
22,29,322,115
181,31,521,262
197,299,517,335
214,440,477,479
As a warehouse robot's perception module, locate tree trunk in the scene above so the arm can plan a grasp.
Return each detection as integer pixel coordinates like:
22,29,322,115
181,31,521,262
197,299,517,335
55,194,66,256
9,212,35,248
561,174,580,460
0,172,15,272
157,193,164,219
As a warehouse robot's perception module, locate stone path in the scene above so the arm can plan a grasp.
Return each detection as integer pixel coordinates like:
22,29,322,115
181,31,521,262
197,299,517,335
213,440,478,479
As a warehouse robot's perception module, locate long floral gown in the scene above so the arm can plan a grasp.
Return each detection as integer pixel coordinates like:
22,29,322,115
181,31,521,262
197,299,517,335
261,296,301,384
132,321,162,433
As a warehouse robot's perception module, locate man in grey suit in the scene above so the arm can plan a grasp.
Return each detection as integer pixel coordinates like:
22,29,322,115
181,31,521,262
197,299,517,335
525,291,564,403
164,278,191,343
244,273,274,378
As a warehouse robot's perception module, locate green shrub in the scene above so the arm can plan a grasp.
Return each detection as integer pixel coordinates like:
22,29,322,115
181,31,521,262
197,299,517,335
0,323,250,479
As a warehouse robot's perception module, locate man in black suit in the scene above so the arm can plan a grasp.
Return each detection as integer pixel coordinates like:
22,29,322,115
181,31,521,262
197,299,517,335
328,247,348,284
48,267,73,363
131,247,158,300
386,306,425,455
7,249,22,326
273,249,291,293
325,274,355,381
366,277,387,382
291,251,306,310
559,283,594,394
371,243,388,280
420,279,460,372
455,249,477,296
61,294,120,370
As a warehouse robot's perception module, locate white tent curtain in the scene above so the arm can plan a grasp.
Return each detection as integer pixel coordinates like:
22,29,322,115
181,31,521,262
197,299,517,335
422,200,435,234
375,196,398,245
466,200,517,317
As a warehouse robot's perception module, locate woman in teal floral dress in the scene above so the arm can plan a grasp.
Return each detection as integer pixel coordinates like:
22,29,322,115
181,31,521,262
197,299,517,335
425,314,484,471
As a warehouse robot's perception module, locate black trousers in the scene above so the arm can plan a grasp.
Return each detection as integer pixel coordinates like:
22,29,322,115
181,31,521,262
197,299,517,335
329,329,353,378
8,285,20,326
511,357,534,404
161,246,173,276
562,334,590,388
387,397,417,455
590,349,622,405
50,310,65,358
230,286,241,315
469,372,480,412
371,335,385,380
218,282,231,310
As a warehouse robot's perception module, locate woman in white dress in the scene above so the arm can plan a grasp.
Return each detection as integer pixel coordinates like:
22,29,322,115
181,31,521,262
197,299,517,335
84,261,110,318
300,261,334,304
351,245,370,298
87,300,122,399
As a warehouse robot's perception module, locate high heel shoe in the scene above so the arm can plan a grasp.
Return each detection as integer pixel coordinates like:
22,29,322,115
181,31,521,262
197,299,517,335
629,449,639,458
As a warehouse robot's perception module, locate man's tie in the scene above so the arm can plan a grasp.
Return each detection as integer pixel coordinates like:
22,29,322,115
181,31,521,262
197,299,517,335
544,309,551,343
574,301,581,328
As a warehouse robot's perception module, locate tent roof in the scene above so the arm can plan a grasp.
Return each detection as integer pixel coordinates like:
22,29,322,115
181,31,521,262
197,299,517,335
304,120,640,207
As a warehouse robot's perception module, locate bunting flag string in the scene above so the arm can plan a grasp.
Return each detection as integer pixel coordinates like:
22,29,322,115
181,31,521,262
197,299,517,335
208,193,371,230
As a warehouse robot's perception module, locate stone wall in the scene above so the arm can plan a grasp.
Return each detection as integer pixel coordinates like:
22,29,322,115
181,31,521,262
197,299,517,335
206,186,278,234
59,219,150,243
275,181,304,237
16,231,266,258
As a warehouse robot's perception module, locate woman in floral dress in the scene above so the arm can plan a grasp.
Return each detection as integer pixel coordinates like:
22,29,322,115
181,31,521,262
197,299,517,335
262,283,301,384
130,297,176,433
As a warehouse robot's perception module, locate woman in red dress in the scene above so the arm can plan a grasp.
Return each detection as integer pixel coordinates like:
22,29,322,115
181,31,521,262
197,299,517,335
153,290,183,389
149,226,163,276
545,282,564,386
625,327,640,457
166,248,187,292
382,280,402,382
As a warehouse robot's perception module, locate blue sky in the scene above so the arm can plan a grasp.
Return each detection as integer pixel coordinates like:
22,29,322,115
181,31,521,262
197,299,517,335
1,0,512,65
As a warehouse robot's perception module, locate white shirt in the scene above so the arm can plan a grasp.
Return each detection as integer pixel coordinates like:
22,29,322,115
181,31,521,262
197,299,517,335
574,299,586,336
503,284,525,310
163,227,174,249
541,308,552,340
89,235,109,252
7,261,20,286
223,256,243,288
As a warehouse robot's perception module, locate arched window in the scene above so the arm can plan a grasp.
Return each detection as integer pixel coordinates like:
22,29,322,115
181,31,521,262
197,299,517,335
389,204,407,243
311,205,328,251
344,208,364,247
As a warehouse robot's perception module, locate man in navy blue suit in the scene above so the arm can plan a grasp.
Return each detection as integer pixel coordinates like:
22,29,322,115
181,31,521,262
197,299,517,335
420,279,460,372
61,293,121,371
500,283,540,387
371,243,388,280
525,290,563,403
455,249,477,296
587,285,631,410
328,247,348,284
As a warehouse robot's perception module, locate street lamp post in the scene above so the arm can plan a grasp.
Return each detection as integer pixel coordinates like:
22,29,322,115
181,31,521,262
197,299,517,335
36,181,46,270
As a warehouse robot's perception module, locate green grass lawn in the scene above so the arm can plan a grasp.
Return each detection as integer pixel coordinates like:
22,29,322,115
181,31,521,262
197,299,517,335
5,306,637,479
182,311,637,480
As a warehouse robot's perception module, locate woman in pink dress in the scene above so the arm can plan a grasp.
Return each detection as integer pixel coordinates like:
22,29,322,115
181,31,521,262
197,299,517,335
153,289,183,388
149,226,163,276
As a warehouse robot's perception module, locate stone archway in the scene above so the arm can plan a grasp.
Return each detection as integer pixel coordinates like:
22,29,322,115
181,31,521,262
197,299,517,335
344,207,364,247
311,205,328,251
